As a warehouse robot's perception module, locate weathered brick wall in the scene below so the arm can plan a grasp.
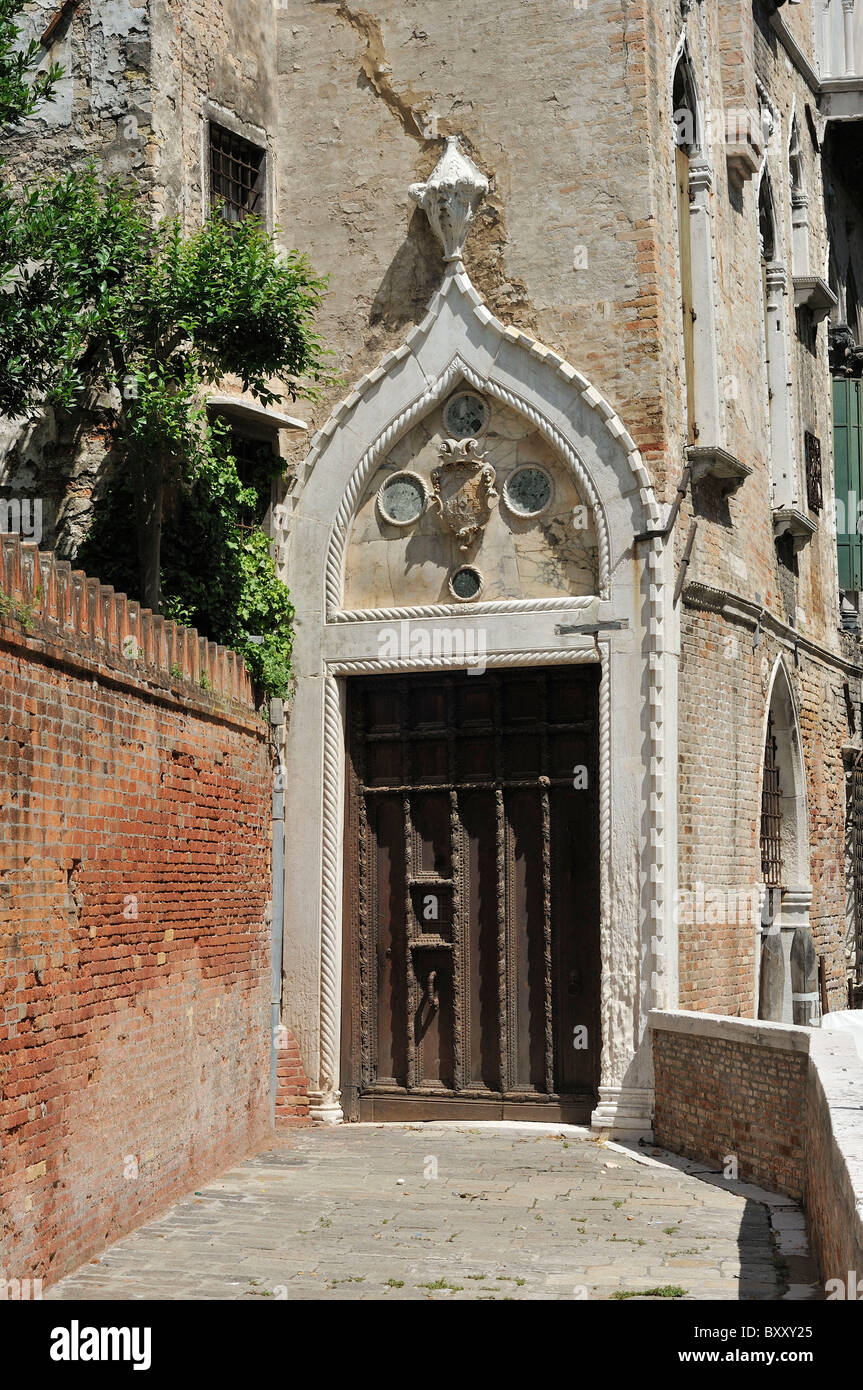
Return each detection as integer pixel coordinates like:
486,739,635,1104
678,606,850,1014
0,537,277,1286
652,1016,808,1199
652,1012,863,1283
275,1027,310,1122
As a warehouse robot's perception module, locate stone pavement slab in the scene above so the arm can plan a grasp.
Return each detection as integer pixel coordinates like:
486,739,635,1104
45,1124,821,1302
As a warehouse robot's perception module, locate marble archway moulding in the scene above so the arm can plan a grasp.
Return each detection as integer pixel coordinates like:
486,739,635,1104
317,319,667,622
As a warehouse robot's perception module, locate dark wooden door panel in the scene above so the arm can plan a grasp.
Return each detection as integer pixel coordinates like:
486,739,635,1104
461,790,500,1092
371,796,407,1087
342,666,600,1121
506,787,548,1093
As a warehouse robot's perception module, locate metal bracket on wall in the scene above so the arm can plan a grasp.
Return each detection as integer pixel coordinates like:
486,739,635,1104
634,463,692,544
554,620,629,636
673,521,697,608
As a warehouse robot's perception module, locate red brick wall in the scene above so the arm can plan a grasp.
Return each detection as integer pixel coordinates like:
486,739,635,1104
653,1022,807,1199
275,1027,310,1122
0,538,279,1286
678,604,849,1014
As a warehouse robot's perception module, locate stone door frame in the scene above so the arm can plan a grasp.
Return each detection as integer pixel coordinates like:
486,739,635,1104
279,262,677,1136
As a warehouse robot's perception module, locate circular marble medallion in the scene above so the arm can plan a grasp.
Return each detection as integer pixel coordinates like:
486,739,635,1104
448,565,484,602
503,465,554,518
378,471,427,526
443,391,488,439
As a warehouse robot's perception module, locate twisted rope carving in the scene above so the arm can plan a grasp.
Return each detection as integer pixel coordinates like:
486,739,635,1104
319,676,342,1093
647,535,667,997
326,649,601,676
330,595,596,624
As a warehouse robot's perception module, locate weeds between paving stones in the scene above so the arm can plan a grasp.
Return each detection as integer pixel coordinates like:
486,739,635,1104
612,1286,687,1301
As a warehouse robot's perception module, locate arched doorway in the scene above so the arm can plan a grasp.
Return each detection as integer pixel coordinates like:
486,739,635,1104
758,660,814,1022
278,142,673,1134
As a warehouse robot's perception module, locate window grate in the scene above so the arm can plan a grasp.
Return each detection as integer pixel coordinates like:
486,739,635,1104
761,714,783,888
209,123,265,223
805,430,823,513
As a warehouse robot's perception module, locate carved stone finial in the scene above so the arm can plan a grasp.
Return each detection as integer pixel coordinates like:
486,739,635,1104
409,137,490,262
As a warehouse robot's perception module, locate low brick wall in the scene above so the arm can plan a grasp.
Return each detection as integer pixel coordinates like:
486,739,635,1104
803,1031,863,1286
651,1010,863,1283
0,537,283,1286
652,1015,808,1198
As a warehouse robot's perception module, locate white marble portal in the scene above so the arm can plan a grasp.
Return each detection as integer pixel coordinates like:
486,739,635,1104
278,145,678,1136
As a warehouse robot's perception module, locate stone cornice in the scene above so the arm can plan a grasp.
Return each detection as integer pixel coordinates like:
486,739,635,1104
682,580,863,677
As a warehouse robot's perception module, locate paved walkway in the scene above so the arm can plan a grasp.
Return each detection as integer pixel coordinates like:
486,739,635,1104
46,1124,820,1301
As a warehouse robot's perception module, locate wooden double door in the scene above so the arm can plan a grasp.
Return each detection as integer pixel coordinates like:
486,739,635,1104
340,666,601,1122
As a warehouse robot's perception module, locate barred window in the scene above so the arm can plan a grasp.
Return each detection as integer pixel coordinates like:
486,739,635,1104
760,713,784,889
208,123,265,223
805,430,823,513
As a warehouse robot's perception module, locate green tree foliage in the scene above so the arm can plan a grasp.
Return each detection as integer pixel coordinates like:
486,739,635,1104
0,9,332,702
0,0,62,128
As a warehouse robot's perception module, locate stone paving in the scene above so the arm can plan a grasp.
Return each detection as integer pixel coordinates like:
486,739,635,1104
46,1123,821,1301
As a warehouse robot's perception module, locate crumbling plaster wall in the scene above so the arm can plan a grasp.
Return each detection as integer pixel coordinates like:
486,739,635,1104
0,0,280,555
276,0,678,500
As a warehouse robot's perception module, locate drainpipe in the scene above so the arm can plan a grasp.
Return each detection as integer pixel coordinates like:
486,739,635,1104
269,698,286,1127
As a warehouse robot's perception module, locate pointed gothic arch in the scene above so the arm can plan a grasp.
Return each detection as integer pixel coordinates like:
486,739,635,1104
672,41,701,156
757,658,812,1023
277,143,674,1135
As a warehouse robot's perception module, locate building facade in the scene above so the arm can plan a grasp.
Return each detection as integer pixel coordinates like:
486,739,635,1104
4,0,863,1136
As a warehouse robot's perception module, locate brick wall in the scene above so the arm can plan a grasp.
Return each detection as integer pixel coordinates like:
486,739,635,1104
275,1026,310,1122
678,602,850,1015
0,537,279,1286
651,1011,863,1282
652,1015,808,1198
804,1031,863,1284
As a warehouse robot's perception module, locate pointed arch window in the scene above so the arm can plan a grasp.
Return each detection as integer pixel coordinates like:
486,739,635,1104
789,119,810,278
673,54,699,445
760,172,809,541
757,666,815,1024
671,50,725,459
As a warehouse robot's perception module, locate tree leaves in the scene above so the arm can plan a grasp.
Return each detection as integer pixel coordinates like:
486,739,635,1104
0,70,331,697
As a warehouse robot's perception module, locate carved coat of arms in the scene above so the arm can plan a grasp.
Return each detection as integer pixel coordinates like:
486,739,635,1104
430,438,498,551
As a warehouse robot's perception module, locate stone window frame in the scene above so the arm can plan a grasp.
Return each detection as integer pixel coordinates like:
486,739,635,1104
200,100,275,232
670,39,723,450
758,162,804,514
788,113,811,279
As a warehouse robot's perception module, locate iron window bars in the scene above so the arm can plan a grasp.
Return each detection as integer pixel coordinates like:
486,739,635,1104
209,123,265,223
